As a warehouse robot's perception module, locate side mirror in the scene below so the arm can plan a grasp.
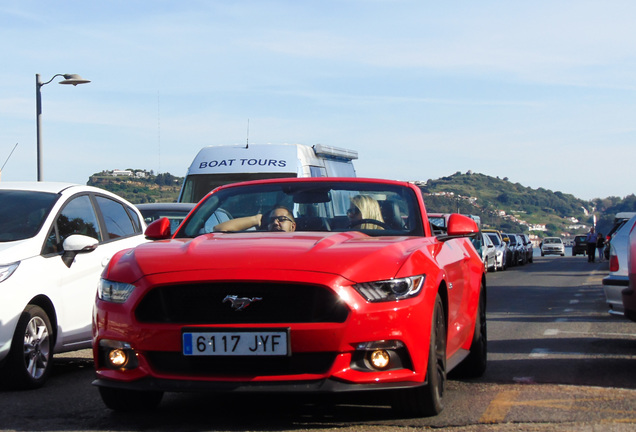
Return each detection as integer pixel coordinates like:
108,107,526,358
145,217,172,240
446,214,479,237
61,234,99,268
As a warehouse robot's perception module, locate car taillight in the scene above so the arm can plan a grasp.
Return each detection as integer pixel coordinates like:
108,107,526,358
609,255,619,272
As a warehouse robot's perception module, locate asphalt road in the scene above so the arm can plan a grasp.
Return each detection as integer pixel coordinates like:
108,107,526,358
1,255,635,431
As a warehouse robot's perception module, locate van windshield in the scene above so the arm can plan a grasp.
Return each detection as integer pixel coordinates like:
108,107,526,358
179,172,296,203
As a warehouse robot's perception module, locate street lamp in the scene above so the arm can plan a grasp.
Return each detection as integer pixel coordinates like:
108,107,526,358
36,73,91,181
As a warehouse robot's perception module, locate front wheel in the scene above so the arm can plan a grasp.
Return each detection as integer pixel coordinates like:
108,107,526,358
392,294,446,417
0,305,53,389
99,386,164,411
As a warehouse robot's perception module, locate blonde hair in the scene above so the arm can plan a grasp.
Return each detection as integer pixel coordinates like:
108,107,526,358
351,195,384,229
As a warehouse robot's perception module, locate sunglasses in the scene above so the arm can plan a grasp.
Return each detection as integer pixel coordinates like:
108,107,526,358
347,207,360,216
268,215,293,224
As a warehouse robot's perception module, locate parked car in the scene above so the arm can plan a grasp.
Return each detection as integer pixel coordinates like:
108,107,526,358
483,230,507,271
602,215,636,315
572,235,587,256
93,178,487,417
136,203,195,234
540,237,565,256
621,222,636,322
604,213,636,260
0,182,147,389
502,233,525,266
517,233,534,263
472,232,497,272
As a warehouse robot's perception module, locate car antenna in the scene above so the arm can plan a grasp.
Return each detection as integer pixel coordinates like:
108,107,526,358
0,142,18,176
245,119,249,149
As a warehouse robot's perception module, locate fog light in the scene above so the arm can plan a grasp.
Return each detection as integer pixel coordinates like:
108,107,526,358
369,349,391,369
108,349,128,368
99,339,138,370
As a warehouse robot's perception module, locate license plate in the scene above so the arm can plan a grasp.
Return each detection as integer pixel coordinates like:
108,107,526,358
182,329,289,356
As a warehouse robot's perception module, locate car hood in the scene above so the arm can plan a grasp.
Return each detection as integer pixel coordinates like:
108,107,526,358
115,231,434,283
0,238,38,263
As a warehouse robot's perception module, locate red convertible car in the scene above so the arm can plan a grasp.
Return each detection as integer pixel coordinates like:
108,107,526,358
92,178,486,417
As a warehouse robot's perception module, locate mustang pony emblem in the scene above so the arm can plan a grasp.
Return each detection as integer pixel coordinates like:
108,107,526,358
223,295,262,311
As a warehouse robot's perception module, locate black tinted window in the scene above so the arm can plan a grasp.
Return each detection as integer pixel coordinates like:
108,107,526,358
0,190,59,242
95,196,137,239
44,195,101,254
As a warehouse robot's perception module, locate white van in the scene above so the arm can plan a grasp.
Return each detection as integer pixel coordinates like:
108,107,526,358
178,143,358,203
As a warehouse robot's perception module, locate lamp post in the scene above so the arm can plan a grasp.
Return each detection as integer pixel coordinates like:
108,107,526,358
36,73,91,181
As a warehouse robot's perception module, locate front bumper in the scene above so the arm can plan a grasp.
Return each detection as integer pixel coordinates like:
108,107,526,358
92,375,425,393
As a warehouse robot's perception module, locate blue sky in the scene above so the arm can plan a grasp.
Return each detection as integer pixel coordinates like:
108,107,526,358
1,1,634,201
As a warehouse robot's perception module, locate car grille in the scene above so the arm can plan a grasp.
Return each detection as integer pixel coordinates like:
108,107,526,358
135,282,350,324
146,351,337,376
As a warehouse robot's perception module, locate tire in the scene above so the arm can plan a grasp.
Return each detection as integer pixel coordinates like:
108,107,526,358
392,294,446,417
452,283,487,378
99,386,164,411
0,305,53,390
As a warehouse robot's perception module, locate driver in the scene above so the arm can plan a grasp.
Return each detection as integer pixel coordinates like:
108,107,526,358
213,206,296,232
347,195,385,230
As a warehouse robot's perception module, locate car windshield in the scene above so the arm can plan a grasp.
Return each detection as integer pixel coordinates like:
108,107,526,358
176,180,423,238
544,238,562,244
0,190,59,242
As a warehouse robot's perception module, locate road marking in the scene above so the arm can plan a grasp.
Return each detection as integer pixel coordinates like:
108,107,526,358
569,299,579,304
543,329,636,338
479,390,520,423
529,348,550,358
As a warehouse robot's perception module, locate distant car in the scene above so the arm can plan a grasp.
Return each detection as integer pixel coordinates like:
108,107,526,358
621,225,636,321
540,237,565,256
603,215,636,315
472,232,497,272
621,223,636,322
503,233,525,266
572,235,587,256
136,203,195,234
92,177,487,417
484,230,507,271
501,233,518,267
0,182,147,389
517,234,534,263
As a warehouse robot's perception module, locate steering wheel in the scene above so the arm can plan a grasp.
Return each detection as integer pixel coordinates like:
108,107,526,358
349,218,390,229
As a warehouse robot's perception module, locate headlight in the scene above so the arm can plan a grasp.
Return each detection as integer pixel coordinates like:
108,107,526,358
353,275,425,302
0,262,19,283
98,278,135,303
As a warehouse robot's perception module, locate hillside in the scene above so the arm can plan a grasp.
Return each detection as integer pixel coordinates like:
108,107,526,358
418,171,635,237
87,170,183,204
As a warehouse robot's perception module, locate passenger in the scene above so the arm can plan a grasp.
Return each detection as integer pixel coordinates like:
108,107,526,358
347,195,385,230
214,206,296,232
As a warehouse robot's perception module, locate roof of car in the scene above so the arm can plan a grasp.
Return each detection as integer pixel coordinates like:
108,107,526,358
0,181,80,193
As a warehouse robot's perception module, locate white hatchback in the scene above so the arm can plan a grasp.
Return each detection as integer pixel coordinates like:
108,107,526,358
0,182,147,389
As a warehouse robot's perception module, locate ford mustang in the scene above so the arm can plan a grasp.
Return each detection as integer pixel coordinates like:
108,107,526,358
92,178,486,417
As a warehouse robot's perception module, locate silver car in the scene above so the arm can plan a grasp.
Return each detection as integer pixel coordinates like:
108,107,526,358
540,237,565,256
603,215,636,315
485,232,507,270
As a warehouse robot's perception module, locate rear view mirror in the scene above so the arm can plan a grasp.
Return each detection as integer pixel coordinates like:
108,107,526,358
61,234,98,268
446,214,479,237
145,217,172,240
